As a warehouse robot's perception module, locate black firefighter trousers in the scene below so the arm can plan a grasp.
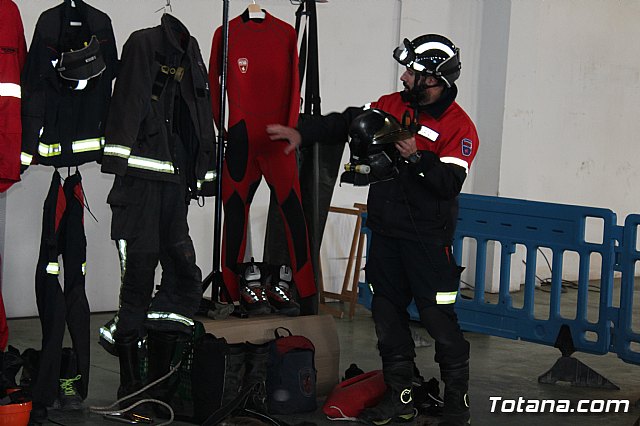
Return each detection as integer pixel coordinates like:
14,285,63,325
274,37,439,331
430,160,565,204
366,232,470,367
33,170,90,407
107,176,202,340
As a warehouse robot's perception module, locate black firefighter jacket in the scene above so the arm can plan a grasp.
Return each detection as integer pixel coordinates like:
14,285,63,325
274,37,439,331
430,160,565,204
101,14,216,198
21,0,117,170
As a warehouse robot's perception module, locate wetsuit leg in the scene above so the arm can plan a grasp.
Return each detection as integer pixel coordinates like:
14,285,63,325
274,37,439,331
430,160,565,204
259,144,315,298
221,120,262,300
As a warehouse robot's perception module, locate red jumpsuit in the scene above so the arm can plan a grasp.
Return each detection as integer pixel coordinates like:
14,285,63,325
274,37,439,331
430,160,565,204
209,10,316,300
0,0,26,192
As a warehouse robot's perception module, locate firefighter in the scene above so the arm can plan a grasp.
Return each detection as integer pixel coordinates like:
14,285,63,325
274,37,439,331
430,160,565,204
267,34,478,426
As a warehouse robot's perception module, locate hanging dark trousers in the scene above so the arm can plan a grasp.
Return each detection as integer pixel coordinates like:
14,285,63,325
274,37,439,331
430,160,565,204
359,358,417,425
31,170,90,418
438,361,470,426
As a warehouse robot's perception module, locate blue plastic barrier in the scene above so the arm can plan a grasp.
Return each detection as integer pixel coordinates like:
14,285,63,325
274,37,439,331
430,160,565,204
358,193,640,364
614,213,640,364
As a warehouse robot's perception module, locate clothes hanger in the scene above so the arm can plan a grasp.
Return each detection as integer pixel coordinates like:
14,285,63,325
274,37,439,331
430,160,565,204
155,0,172,15
247,0,265,20
65,0,84,26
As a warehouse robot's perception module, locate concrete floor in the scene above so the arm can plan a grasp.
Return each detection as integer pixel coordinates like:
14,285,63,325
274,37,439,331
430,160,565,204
6,297,640,426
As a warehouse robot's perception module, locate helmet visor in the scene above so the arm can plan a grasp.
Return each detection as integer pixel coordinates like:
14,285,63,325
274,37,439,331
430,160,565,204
372,116,413,146
393,38,415,67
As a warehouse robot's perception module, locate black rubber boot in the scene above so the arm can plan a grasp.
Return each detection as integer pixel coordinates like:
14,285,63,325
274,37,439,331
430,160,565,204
438,361,470,426
114,332,155,419
145,331,180,418
54,348,83,411
115,333,143,402
0,346,23,390
19,348,40,390
221,343,246,407
359,360,417,425
243,342,270,413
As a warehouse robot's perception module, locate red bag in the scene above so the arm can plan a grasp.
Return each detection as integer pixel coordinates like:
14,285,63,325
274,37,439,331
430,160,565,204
322,370,387,420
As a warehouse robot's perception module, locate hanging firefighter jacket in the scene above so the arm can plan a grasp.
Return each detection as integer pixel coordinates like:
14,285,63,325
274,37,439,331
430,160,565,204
0,0,26,192
101,13,216,198
20,0,118,171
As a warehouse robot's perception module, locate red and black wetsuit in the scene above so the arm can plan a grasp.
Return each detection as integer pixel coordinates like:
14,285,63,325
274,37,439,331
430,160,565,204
209,10,315,301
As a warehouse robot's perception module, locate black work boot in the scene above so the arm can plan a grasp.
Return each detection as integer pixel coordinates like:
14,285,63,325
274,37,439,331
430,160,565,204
53,348,83,411
359,360,417,425
145,331,180,418
438,361,470,426
243,342,270,413
221,343,246,407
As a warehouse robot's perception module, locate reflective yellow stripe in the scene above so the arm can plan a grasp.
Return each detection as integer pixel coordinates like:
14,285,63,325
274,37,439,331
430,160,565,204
72,137,105,153
0,83,21,98
46,262,60,275
81,262,87,276
99,323,116,344
436,291,458,304
103,144,131,159
197,170,217,189
128,156,175,174
103,145,175,174
117,240,127,281
99,316,118,345
146,311,194,327
39,142,62,157
98,327,114,344
21,152,33,166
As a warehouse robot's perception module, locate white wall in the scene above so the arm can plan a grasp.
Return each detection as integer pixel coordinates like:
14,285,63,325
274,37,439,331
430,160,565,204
4,0,639,317
500,0,640,282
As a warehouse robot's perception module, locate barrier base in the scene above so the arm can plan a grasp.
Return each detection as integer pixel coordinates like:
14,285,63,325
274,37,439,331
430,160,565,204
537,356,619,389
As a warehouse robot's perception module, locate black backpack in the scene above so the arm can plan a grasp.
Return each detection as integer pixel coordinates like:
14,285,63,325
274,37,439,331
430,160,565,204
266,327,317,415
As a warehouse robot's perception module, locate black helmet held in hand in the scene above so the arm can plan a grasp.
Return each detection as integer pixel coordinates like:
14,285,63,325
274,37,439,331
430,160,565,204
348,108,413,158
341,109,412,186
393,34,461,87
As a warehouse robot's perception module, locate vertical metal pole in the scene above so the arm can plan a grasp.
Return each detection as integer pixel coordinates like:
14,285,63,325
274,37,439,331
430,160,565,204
203,0,229,298
307,0,321,303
